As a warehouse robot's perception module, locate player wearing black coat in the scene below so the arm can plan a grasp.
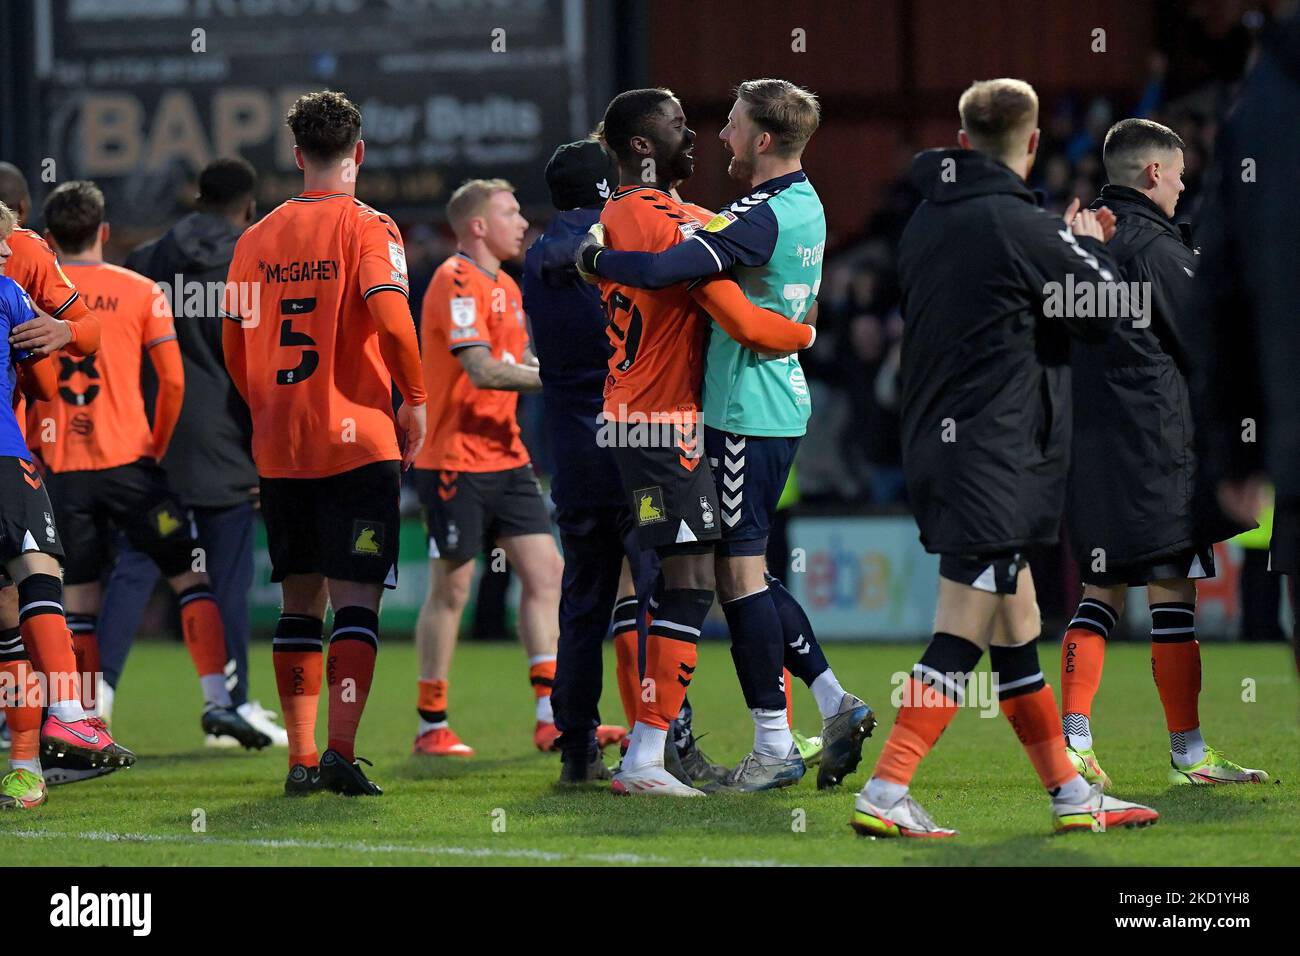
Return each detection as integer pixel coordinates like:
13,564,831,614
898,148,1119,558
1068,184,1240,579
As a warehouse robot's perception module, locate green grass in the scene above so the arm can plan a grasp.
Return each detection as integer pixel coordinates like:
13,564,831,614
2,640,1296,866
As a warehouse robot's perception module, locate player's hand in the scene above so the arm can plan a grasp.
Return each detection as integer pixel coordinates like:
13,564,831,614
1064,198,1105,242
397,401,427,471
9,308,72,356
575,223,607,284
1094,205,1117,242
1217,476,1269,527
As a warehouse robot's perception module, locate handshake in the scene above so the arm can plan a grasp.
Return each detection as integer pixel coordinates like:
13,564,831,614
574,223,607,284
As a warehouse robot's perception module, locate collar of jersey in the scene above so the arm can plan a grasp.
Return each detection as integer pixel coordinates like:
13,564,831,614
291,191,350,202
750,169,806,194
611,185,672,199
455,251,498,280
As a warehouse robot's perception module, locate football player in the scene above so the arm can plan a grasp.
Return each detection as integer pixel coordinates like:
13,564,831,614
223,91,427,796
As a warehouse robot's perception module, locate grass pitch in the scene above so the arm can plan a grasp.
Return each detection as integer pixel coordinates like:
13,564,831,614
2,639,1296,866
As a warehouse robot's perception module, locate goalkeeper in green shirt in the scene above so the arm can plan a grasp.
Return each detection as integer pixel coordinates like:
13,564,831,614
579,79,876,792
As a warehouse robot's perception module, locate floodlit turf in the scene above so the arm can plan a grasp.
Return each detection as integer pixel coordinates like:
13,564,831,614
2,639,1295,866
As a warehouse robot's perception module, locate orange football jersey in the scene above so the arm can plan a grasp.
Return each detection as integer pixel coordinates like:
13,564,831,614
416,253,531,472
4,227,81,320
26,262,176,473
597,187,711,422
5,226,100,438
223,192,412,480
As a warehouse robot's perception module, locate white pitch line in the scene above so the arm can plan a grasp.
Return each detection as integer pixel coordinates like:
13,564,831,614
3,829,793,867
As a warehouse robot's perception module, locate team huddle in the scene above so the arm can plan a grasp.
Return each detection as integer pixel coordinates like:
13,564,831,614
0,76,1275,836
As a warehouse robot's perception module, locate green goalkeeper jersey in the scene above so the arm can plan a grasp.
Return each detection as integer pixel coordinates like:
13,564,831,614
696,170,824,437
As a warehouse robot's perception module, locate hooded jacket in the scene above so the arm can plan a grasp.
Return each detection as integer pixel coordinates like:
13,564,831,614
1068,184,1240,568
521,208,624,510
898,148,1119,554
126,211,256,508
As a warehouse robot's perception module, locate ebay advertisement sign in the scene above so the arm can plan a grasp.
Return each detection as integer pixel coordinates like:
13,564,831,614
784,517,939,640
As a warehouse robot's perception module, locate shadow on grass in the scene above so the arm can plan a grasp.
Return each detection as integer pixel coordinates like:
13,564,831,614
1125,784,1287,824
128,750,271,768
390,753,541,781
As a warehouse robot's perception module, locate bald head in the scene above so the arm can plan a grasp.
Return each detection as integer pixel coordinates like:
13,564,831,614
0,163,30,222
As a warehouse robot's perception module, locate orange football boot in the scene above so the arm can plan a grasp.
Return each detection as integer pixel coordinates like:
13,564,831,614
413,726,474,757
534,721,562,752
596,724,627,749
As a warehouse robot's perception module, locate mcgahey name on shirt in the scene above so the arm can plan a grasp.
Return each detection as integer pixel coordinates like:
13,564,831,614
257,258,339,283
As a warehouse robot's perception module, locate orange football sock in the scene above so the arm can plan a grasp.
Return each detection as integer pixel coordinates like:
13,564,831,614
1151,640,1201,733
638,634,697,730
529,656,556,700
272,614,324,768
1060,597,1116,717
326,607,379,762
0,657,42,761
637,588,711,729
611,597,640,727
873,676,962,785
1060,629,1106,717
17,577,82,710
1002,684,1078,790
179,587,230,678
417,678,448,723
67,621,100,712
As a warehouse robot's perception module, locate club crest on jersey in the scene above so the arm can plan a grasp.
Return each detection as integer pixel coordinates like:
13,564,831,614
451,297,476,328
635,486,666,525
699,496,715,529
704,211,737,233
352,521,383,556
44,511,56,543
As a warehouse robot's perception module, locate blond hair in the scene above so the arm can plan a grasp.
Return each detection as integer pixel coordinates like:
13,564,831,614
446,178,515,234
735,78,821,157
958,78,1039,158
0,200,16,238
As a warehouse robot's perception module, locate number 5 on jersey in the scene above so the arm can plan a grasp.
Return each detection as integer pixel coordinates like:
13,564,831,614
277,297,319,385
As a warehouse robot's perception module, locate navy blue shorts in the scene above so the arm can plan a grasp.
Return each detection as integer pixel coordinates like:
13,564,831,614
704,427,800,558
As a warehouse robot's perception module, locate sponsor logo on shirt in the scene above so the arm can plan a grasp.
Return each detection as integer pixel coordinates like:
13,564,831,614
388,241,407,275
704,211,737,233
152,505,182,538
451,297,476,327
635,486,666,525
352,521,383,555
